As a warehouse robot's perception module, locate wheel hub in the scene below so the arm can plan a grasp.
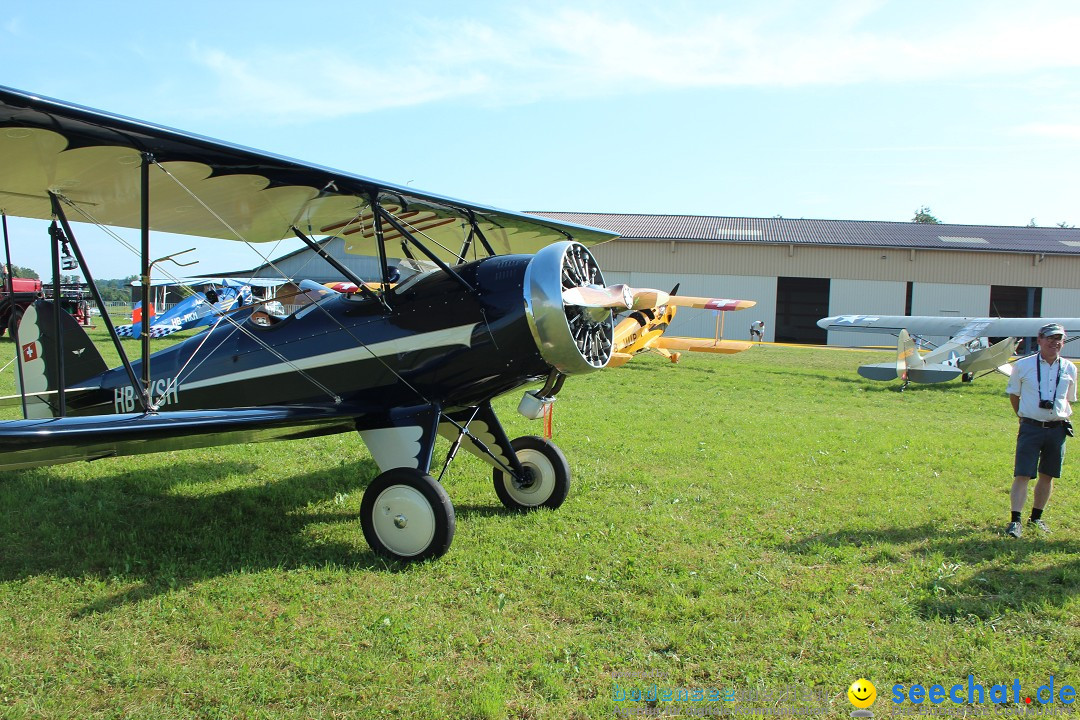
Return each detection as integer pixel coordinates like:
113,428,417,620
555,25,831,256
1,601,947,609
371,485,437,557
515,465,538,490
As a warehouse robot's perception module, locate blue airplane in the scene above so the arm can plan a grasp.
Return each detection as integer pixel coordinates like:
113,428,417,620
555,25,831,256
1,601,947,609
115,279,253,338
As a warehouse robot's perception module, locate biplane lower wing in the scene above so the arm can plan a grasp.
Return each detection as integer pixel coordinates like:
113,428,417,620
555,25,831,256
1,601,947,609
654,337,753,354
0,406,360,471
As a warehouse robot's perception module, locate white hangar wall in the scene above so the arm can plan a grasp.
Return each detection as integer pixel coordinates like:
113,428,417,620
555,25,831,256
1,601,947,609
1043,288,1080,317
910,283,990,316
593,240,1080,290
826,280,907,347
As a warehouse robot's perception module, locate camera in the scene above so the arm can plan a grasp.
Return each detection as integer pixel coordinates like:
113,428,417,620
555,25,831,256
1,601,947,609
1039,399,1055,410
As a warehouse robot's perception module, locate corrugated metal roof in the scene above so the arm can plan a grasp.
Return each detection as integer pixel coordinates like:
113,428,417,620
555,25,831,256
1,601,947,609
527,212,1080,256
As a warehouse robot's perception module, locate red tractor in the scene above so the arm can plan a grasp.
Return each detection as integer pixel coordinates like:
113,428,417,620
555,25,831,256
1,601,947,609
0,272,43,338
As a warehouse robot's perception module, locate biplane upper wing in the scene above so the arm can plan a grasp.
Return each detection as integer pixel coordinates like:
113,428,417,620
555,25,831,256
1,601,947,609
665,297,756,311
0,85,617,261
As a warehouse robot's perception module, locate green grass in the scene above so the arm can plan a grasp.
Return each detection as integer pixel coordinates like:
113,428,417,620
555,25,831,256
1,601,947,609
1,338,1078,718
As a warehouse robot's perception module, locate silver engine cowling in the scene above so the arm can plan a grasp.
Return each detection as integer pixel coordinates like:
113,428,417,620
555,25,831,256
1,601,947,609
523,241,614,374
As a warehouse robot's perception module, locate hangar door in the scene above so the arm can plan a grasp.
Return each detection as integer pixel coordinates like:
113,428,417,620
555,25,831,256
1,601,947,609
989,285,1041,318
776,276,830,344
990,285,1042,353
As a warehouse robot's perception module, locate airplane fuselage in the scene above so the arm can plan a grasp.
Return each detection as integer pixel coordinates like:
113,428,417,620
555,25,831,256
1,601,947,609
71,255,550,424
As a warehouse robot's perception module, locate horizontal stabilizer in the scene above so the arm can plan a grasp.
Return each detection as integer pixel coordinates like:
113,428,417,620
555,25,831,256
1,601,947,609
858,361,962,383
858,362,899,381
906,365,963,384
114,323,184,339
654,337,752,354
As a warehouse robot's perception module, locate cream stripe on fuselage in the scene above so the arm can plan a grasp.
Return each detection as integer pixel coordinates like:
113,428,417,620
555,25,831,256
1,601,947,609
180,323,478,391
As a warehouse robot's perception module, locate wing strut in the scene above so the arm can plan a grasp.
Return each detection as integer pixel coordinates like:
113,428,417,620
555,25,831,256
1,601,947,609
460,210,497,263
47,221,67,415
139,154,153,408
49,194,148,413
374,204,475,294
368,192,394,296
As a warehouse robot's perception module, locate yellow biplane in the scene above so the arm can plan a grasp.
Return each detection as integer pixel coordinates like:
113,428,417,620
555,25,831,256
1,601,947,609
560,283,756,367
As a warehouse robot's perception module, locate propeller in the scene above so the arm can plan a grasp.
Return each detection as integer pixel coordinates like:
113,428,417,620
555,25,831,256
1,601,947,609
561,284,755,313
561,283,670,311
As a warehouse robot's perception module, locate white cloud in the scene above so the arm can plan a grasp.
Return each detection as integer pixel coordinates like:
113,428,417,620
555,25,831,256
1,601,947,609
188,1,1080,120
1013,123,1080,141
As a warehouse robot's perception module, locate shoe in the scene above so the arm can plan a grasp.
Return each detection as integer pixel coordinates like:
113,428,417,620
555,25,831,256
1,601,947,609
1006,521,1023,538
1028,518,1051,533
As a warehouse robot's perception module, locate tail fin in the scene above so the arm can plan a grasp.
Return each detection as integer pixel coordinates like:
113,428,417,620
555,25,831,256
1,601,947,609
14,300,107,419
896,329,924,380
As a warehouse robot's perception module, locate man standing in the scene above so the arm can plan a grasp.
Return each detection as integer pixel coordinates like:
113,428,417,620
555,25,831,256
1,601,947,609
1006,323,1076,538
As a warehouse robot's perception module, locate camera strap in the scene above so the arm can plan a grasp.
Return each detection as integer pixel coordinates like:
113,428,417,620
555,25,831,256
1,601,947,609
1036,356,1061,405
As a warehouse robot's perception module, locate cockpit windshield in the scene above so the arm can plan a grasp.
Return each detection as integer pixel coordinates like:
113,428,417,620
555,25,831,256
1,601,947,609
392,259,442,294
248,279,335,327
290,280,335,319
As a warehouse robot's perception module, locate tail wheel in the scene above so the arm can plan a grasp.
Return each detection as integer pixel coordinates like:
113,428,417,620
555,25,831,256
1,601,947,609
360,468,455,562
8,307,23,339
493,436,571,511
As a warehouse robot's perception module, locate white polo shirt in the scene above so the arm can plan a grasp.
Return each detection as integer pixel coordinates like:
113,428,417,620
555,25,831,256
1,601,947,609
1007,352,1077,421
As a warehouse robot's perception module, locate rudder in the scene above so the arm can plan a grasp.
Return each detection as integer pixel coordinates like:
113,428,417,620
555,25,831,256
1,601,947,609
14,299,107,419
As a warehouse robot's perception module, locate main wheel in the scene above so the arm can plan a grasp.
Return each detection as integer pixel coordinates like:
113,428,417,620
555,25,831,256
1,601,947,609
360,468,455,562
493,436,571,511
7,307,23,339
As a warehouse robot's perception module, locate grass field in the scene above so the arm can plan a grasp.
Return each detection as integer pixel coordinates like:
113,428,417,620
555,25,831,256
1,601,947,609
1,335,1078,719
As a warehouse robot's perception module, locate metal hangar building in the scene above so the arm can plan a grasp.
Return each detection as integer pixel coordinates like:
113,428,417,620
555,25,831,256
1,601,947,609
531,213,1080,347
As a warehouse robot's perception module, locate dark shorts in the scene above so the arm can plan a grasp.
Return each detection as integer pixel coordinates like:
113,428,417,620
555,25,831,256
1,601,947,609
1014,422,1068,478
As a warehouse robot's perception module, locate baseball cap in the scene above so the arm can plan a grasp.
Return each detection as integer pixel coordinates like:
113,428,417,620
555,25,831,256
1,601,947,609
1039,322,1066,337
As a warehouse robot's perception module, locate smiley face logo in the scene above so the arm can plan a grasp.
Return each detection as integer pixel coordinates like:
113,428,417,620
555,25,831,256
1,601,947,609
848,679,877,709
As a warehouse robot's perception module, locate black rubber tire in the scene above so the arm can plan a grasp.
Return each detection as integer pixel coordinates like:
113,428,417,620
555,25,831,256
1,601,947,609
7,307,23,339
493,435,571,511
360,468,455,562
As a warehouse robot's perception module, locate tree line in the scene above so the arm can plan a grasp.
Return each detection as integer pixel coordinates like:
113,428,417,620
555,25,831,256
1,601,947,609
912,206,1072,227
3,265,136,302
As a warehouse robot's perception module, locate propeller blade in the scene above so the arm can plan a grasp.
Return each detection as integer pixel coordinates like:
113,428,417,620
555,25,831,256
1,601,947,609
628,288,670,309
562,284,634,309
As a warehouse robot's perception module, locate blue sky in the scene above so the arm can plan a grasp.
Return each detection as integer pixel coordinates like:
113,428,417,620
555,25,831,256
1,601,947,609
4,0,1080,279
